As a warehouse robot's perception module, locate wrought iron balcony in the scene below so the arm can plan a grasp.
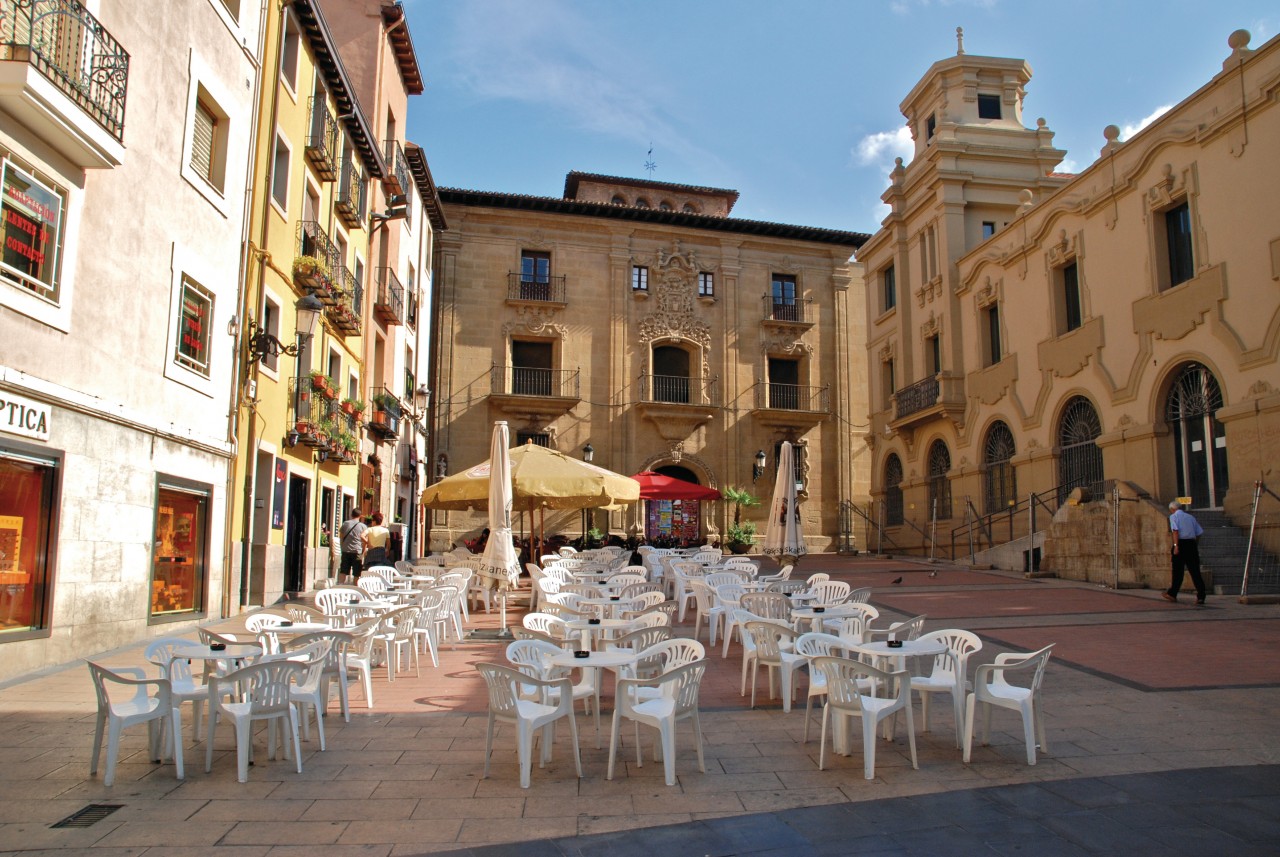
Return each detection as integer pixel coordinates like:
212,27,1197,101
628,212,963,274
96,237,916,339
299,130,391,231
367,385,401,441
505,272,567,304
334,154,365,229
1,0,130,142
383,138,410,198
373,266,403,326
290,377,338,445
761,295,815,326
892,373,966,427
754,382,829,412
297,220,338,268
490,364,580,398
305,96,339,181
640,374,714,405
328,265,362,337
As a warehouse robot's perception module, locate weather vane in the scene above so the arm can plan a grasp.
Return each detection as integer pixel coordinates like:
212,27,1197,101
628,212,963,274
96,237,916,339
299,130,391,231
644,144,656,177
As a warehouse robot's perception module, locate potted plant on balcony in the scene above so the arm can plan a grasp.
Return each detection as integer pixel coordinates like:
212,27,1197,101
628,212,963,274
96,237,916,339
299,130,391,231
339,432,358,462
340,396,363,417
320,375,338,400
372,391,400,417
722,486,760,554
309,370,330,396
315,417,336,446
292,254,331,292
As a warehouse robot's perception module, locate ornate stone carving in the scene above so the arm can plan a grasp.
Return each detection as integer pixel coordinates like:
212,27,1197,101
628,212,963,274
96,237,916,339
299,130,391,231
974,277,999,309
878,341,897,364
1146,163,1185,210
1247,379,1275,398
921,312,941,339
639,241,713,376
761,334,812,356
502,305,565,338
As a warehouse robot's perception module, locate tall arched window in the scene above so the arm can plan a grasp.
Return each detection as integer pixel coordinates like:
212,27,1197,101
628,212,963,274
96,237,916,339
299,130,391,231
651,345,691,403
927,440,952,520
1057,396,1103,500
984,421,1017,514
1165,362,1229,508
884,454,904,526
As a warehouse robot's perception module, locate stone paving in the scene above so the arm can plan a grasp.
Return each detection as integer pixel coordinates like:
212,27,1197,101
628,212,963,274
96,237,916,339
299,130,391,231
0,555,1278,856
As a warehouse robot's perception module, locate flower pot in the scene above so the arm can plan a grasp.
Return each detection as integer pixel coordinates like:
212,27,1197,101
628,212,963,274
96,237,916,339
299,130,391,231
728,542,751,555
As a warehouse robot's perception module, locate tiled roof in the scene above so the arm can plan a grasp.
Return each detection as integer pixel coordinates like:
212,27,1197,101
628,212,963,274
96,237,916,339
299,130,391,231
406,144,447,231
564,171,740,209
380,2,424,95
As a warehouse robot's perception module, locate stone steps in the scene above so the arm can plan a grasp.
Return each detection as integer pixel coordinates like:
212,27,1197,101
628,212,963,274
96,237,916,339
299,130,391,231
1187,510,1280,595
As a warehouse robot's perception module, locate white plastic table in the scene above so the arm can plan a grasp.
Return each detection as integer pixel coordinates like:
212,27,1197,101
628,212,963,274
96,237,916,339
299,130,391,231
564,618,637,651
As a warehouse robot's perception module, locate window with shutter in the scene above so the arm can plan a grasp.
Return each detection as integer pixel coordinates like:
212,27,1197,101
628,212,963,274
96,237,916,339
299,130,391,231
191,100,216,184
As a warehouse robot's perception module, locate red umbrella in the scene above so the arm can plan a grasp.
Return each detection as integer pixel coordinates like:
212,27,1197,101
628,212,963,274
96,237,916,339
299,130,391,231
631,471,722,501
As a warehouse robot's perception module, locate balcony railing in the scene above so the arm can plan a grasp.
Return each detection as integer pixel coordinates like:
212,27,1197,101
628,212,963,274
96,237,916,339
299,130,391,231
506,272,567,304
490,364,580,398
640,374,713,405
762,295,815,325
305,96,339,181
334,154,365,229
328,265,362,336
383,138,409,198
894,375,939,420
297,220,338,269
373,267,403,326
368,385,401,440
754,382,829,412
1,0,130,140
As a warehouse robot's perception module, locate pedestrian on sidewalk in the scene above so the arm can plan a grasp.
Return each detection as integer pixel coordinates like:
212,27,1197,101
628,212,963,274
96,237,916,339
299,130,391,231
1164,500,1206,605
339,509,367,582
363,511,391,568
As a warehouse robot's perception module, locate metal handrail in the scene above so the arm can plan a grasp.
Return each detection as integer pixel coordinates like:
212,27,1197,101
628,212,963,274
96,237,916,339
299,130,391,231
506,272,566,303
305,96,339,177
761,295,814,324
489,364,580,398
1,0,130,140
298,220,338,268
375,267,403,321
754,382,829,412
383,138,410,196
640,373,713,405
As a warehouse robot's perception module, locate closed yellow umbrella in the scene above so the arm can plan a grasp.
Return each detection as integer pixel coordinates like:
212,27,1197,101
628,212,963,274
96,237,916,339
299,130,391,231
420,441,640,512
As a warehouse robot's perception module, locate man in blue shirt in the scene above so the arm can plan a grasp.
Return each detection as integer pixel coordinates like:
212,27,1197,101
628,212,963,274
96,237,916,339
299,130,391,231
1164,500,1206,605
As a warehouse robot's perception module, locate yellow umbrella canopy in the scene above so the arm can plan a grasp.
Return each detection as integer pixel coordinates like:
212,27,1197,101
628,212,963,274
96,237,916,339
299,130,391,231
421,442,640,512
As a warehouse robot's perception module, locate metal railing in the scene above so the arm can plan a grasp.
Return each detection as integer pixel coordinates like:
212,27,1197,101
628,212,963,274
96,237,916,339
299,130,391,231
297,220,338,269
328,265,362,336
490,364,580,398
506,272,567,303
754,382,829,412
374,267,403,324
368,385,401,438
894,375,939,419
949,483,1073,566
1,0,130,140
640,373,713,405
335,154,365,228
383,138,409,196
305,96,339,180
761,295,814,324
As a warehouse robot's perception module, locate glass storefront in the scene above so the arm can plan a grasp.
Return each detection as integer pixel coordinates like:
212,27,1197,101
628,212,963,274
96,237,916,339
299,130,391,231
150,482,209,619
0,448,57,635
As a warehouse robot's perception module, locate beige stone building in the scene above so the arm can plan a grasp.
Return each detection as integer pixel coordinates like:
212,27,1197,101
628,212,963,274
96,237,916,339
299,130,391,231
429,174,868,552
860,30,1280,591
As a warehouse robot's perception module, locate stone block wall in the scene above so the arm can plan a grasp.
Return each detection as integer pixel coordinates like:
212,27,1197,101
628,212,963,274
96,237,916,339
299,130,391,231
1041,482,1170,589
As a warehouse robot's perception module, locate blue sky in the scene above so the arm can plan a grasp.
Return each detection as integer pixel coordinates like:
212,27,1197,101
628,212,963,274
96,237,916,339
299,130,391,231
403,0,1276,236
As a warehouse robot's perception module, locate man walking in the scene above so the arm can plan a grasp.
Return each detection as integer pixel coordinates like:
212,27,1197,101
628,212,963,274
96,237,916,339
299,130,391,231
338,509,367,583
1164,500,1206,605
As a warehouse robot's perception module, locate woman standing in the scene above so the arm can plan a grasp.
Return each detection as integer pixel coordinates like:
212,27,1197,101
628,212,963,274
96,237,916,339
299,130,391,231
363,511,391,568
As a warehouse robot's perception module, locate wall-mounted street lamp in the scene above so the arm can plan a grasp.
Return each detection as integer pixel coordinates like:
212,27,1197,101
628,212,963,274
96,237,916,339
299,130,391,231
582,443,594,464
752,449,767,482
246,293,323,364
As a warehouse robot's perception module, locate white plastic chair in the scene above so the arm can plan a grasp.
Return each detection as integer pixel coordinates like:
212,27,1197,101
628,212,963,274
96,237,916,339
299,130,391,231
607,660,706,786
738,592,791,623
716,583,747,656
376,605,421,682
87,661,184,787
410,589,446,668
864,614,927,644
809,580,851,607
145,638,210,740
284,630,353,723
205,660,304,783
744,620,805,712
688,580,724,646
245,613,288,653
813,655,917,780
477,662,582,789
269,639,332,750
522,612,570,642
911,629,983,748
964,644,1054,765
505,639,601,745
343,618,381,709
793,632,867,743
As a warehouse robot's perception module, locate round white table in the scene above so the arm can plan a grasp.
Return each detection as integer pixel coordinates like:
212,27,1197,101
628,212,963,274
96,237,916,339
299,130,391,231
564,618,638,650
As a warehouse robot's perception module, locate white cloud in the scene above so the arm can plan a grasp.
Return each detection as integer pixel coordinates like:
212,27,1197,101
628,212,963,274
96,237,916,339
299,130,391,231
1120,105,1173,141
1056,158,1081,175
853,126,914,167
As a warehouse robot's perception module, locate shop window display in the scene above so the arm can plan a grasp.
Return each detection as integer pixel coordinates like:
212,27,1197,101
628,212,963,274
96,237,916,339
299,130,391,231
150,485,208,617
0,452,56,634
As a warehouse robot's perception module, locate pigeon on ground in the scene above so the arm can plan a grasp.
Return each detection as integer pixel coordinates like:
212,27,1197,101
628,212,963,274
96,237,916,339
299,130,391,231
929,570,938,578
891,576,903,584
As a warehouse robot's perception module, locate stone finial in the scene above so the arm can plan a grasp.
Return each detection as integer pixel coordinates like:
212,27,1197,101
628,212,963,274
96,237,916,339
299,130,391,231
1223,28,1252,70
1036,117,1047,128
956,27,965,55
1018,188,1034,211
1101,124,1122,156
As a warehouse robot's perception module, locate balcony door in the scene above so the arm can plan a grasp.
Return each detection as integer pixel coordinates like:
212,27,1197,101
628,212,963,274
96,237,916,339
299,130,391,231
652,346,691,403
511,340,553,396
520,251,551,300
771,274,798,321
768,358,800,410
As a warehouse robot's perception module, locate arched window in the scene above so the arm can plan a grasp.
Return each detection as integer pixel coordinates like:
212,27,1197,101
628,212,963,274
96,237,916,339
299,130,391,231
1165,362,1229,507
927,440,952,519
611,194,626,206
651,345,691,403
635,197,650,209
884,454,904,526
1057,396,1103,500
984,421,1017,514
659,200,673,211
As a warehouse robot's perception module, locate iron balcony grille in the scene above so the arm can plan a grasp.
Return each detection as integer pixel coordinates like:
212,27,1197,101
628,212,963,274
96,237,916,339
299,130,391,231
335,155,365,228
305,96,339,181
640,373,713,405
755,382,829,412
368,385,400,439
894,375,939,420
374,266,403,325
506,272,566,303
383,138,410,198
328,265,362,336
297,220,338,270
1,0,130,140
491,364,580,398
761,295,814,324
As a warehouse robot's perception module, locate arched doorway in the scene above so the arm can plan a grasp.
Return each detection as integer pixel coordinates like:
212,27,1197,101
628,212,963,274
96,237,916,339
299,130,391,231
884,454,904,526
652,345,691,403
1166,362,1229,508
927,440,952,520
1057,396,1103,499
645,464,704,545
984,421,1017,514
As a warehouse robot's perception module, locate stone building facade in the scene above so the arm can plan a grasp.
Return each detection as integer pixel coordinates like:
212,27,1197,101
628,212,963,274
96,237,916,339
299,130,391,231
429,174,868,552
860,30,1280,588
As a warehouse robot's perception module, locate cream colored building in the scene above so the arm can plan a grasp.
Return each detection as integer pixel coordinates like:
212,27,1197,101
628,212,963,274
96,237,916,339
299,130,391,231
0,0,259,679
860,30,1280,590
430,174,868,552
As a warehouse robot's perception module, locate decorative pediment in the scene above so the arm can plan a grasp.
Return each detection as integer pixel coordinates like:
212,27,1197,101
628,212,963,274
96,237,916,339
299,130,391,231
1146,163,1187,210
920,312,941,339
638,244,712,355
974,277,1000,310
878,341,897,364
1046,229,1080,266
524,230,551,249
502,305,565,338
761,334,812,356
655,239,705,273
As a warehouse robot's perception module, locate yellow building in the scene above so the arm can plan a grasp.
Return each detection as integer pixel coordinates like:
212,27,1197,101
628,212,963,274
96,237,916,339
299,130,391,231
429,173,868,553
860,30,1280,592
231,0,386,604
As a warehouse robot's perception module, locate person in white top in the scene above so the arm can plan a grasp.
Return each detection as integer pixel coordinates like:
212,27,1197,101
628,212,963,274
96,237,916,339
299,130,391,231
1164,500,1206,606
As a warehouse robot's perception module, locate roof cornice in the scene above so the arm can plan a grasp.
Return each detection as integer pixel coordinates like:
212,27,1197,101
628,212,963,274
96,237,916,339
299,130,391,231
406,144,447,231
380,2,424,96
